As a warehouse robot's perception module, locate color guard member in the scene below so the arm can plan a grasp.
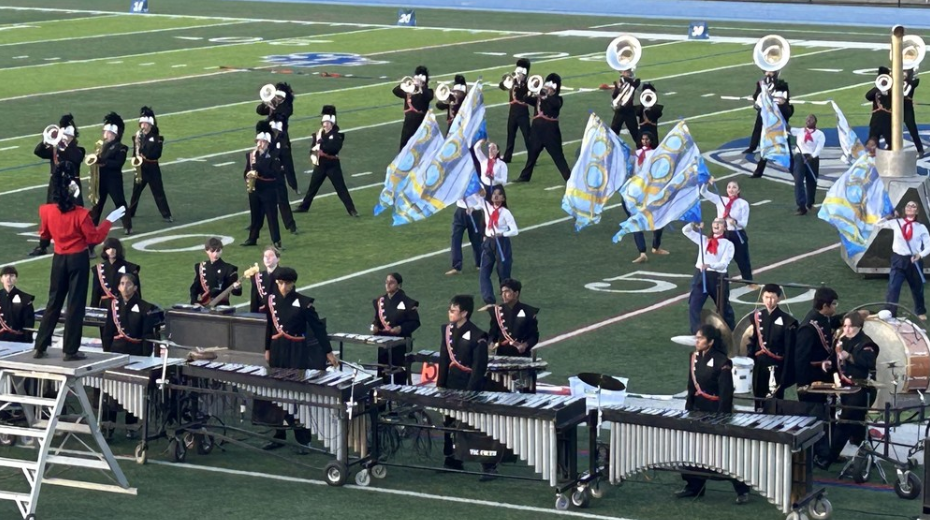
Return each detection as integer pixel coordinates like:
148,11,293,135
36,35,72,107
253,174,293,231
789,115,825,216
370,272,420,383
702,177,752,283
128,106,173,223
0,266,35,344
487,278,539,358
190,237,241,306
875,201,930,319
684,220,736,333
500,58,532,163
479,186,519,306
628,132,667,264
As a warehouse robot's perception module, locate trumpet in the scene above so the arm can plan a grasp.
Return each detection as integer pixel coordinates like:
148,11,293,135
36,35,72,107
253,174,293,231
435,82,452,102
501,73,515,90
84,139,103,205
43,124,62,147
259,83,277,103
640,89,657,109
399,76,417,94
527,75,544,95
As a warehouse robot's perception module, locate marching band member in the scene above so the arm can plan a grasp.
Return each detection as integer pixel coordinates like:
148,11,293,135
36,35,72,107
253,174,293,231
701,177,752,283
627,132,667,264
486,278,538,357
250,245,280,314
745,284,797,409
263,267,337,450
437,294,489,472
370,272,420,383
436,75,467,133
789,115,825,216
904,68,924,156
296,106,357,217
751,77,793,178
241,121,283,250
676,324,751,504
89,112,133,235
866,67,893,149
257,82,298,192
815,311,879,471
394,65,434,151
500,58,532,163
610,69,641,145
743,70,778,154
0,266,35,344
515,73,571,183
683,220,736,334
875,201,930,319
189,237,241,306
30,114,85,257
128,106,173,223
479,186,519,306
269,114,298,235
635,82,663,141
90,237,141,309
33,162,124,361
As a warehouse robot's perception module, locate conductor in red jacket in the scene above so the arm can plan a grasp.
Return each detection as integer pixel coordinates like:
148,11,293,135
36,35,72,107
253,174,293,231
33,161,124,361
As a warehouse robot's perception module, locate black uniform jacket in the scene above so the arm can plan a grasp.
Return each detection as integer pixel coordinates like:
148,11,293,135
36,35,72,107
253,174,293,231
371,290,420,338
91,259,141,308
102,293,159,356
794,310,842,387
189,259,240,305
264,290,332,370
437,320,488,391
487,301,539,357
250,269,278,313
686,348,734,413
0,287,35,343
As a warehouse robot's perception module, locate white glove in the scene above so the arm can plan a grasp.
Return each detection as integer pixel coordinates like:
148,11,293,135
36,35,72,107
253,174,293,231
106,206,126,223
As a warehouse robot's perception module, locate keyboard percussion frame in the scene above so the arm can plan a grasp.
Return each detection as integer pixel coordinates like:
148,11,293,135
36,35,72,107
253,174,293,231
408,350,548,393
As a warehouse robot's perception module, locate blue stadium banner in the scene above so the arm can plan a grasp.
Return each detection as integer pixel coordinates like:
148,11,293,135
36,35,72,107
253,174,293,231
129,0,149,13
688,22,708,40
397,9,416,27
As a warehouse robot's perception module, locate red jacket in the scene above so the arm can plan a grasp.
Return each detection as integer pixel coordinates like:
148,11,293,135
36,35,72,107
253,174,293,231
38,204,112,255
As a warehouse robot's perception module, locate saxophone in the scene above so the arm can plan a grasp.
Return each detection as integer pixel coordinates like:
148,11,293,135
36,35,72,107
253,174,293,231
131,129,144,185
310,128,323,166
245,148,258,193
83,139,104,205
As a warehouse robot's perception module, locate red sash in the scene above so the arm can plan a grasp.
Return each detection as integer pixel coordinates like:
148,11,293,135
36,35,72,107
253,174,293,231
903,218,916,241
96,264,116,302
445,324,472,373
752,310,784,361
690,352,720,402
493,306,516,346
376,296,392,332
807,319,832,367
111,299,142,344
722,196,739,220
0,310,22,336
269,295,306,341
706,235,721,255
197,262,210,304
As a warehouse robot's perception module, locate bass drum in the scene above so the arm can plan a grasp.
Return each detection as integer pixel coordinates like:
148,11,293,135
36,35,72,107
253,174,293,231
863,316,930,408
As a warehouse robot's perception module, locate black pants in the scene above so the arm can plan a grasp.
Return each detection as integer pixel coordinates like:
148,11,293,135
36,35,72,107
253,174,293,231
886,253,927,316
279,146,298,192
276,180,296,232
299,162,356,214
502,108,531,163
399,113,426,151
247,189,281,244
752,356,785,410
828,388,875,464
519,121,570,182
622,201,662,253
726,229,752,281
792,154,820,210
34,251,90,355
747,113,763,151
799,391,832,459
378,343,408,384
272,413,312,445
611,109,639,145
905,105,924,155
129,165,172,219
90,172,132,230
869,112,892,149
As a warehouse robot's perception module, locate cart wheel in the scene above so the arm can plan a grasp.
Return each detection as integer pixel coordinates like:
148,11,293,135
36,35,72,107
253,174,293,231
807,497,832,520
371,464,387,479
25,514,35,520
555,494,569,511
571,487,590,509
0,433,15,447
589,478,606,499
169,438,187,463
196,434,214,455
895,471,921,500
355,469,371,487
134,442,148,465
324,461,348,487
852,457,869,484
785,513,808,520
183,432,196,450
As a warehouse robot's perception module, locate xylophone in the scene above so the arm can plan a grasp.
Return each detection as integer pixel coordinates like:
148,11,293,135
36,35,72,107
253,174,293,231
375,384,586,486
408,350,548,392
181,361,382,462
602,406,825,515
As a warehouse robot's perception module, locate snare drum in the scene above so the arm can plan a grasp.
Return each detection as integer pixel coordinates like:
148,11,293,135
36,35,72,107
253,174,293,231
864,316,930,406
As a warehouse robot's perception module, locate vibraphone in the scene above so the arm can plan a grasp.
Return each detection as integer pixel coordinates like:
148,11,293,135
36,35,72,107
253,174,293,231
408,350,548,392
375,384,587,487
602,406,826,516
181,361,382,468
329,333,411,378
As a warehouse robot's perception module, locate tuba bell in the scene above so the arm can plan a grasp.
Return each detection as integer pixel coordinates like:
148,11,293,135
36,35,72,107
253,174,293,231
399,76,416,94
896,34,926,71
435,82,452,102
259,83,277,103
606,34,642,72
43,125,62,147
501,73,515,90
640,89,657,109
753,35,791,72
527,75,544,94
876,73,893,92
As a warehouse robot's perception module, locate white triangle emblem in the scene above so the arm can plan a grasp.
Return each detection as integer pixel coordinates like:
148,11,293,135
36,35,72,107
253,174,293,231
517,309,526,318
118,266,126,273
12,295,21,304
462,330,471,340
292,299,301,307
131,304,140,313
706,358,714,367
774,317,784,325
397,301,406,310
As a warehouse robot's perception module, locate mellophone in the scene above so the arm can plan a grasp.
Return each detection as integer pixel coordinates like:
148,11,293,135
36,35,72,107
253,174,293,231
602,406,825,515
408,350,548,392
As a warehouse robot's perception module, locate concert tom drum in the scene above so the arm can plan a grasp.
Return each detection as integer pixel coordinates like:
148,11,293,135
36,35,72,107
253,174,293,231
863,315,930,407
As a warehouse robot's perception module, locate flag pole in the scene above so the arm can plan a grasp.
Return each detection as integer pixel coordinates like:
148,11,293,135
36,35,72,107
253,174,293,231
894,217,927,284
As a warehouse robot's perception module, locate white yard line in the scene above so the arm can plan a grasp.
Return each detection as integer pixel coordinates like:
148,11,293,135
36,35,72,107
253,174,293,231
351,171,373,177
751,200,772,206
0,20,250,48
0,14,122,28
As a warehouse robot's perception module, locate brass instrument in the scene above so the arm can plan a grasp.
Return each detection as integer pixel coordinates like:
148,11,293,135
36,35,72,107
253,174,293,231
606,34,642,72
131,130,143,184
399,76,416,94
84,139,103,205
310,129,323,167
753,35,791,73
640,89,657,109
435,82,452,102
612,80,636,109
259,83,277,103
43,125,62,147
501,73,515,90
245,149,258,193
526,75,544,95
876,73,893,92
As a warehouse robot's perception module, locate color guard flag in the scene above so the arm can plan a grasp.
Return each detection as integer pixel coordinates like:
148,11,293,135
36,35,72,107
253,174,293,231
393,81,486,225
830,100,866,164
614,121,706,243
374,112,443,216
758,82,791,169
562,113,632,231
817,153,893,257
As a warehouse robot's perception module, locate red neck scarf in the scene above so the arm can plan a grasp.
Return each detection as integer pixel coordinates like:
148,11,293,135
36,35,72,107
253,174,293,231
723,195,739,219
706,234,724,255
488,205,502,230
637,147,651,167
804,128,815,143
486,156,496,180
903,217,916,241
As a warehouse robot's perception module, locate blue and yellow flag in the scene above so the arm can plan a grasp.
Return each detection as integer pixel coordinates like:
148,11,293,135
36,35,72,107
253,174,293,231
613,121,706,243
817,154,892,257
561,113,632,231
830,101,866,164
374,111,443,216
758,82,791,169
393,82,486,225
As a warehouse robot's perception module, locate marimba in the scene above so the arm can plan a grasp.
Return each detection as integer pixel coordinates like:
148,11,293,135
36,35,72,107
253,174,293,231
602,406,826,516
408,350,548,392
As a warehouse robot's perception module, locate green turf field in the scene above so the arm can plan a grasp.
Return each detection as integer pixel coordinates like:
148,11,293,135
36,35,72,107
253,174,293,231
0,1,926,518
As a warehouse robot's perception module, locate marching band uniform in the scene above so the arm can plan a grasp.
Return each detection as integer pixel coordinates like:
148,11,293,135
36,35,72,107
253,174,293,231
250,266,278,314
243,121,283,249
436,75,467,133
610,72,641,145
874,214,930,318
635,83,663,142
751,79,794,178
866,67,893,149
626,137,665,262
745,73,777,154
904,68,924,156
479,194,519,305
701,184,752,282
516,73,571,182
269,116,298,234
31,114,85,256
746,305,797,406
297,106,357,216
90,242,141,309
394,66,434,151
500,59,532,163
102,291,158,357
684,223,736,333
257,83,298,192
795,302,842,459
487,300,538,358
790,120,825,215
128,107,172,222
189,258,240,306
0,279,34,344
89,112,132,234
371,282,420,383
